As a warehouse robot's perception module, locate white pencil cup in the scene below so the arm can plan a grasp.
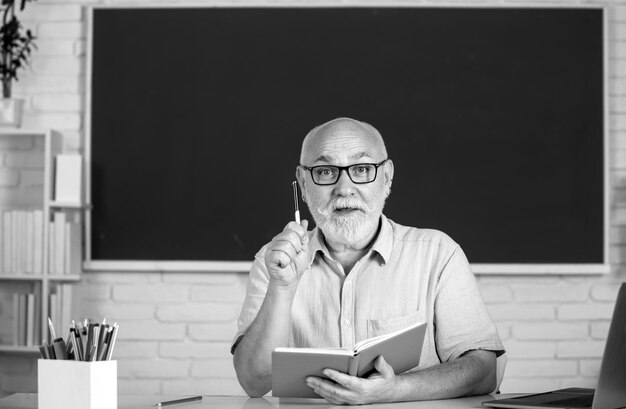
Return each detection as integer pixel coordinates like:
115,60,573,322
38,360,117,409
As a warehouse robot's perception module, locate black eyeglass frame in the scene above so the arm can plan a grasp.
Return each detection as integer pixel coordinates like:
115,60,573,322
300,159,389,186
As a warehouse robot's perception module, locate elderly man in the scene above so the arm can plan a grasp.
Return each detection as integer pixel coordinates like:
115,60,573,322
232,117,504,404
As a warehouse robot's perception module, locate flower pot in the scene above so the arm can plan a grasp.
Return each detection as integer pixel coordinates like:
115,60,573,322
0,98,25,128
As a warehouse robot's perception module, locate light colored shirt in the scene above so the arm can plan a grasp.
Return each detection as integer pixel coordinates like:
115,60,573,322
233,215,504,369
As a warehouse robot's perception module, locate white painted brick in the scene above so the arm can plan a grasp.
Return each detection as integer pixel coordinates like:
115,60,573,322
613,60,626,78
499,377,561,394
615,78,626,95
159,341,230,359
513,285,589,302
612,23,626,41
61,131,83,152
113,284,188,302
5,151,44,169
84,272,161,284
591,321,611,339
613,114,626,131
557,341,606,358
613,96,626,113
117,321,186,341
16,74,83,93
21,4,82,22
506,359,578,377
612,149,626,168
156,303,239,322
21,112,81,131
117,359,190,378
557,303,615,320
557,376,598,389
31,56,82,76
0,170,19,187
78,301,154,320
162,272,241,284
113,341,158,358
610,131,626,149
74,39,86,56
613,6,626,22
512,322,588,340
477,285,513,303
591,283,621,301
496,322,511,340
487,304,555,321
190,359,236,378
37,22,84,39
34,39,76,56
502,341,556,359
117,379,161,395
0,188,44,207
188,322,238,342
162,378,245,396
33,93,81,111
190,284,246,303
579,359,602,377
611,245,626,264
79,284,111,300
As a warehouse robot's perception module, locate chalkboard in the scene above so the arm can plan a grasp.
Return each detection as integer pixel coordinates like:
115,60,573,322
87,6,605,268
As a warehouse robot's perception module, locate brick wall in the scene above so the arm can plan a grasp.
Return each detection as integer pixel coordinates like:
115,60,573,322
1,0,626,398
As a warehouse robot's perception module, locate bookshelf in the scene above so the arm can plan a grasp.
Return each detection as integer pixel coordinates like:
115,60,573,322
0,129,82,353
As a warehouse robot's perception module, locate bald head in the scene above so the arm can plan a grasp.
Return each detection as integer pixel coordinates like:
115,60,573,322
300,118,388,165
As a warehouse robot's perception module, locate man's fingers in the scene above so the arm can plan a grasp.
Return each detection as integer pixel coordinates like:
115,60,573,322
373,356,395,378
322,368,355,389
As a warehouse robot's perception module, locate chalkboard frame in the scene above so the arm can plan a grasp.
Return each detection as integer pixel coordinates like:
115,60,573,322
84,4,609,274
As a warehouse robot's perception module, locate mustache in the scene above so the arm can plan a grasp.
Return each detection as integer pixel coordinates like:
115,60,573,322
317,198,376,216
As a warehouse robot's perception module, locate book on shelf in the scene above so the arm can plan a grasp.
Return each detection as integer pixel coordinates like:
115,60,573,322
48,284,73,341
271,320,427,398
11,292,40,346
0,209,44,275
54,154,82,205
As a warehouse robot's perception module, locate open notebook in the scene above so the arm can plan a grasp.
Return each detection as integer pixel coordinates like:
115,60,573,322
272,320,427,398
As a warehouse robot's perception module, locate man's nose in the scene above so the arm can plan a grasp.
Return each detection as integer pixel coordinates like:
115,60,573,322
333,168,356,195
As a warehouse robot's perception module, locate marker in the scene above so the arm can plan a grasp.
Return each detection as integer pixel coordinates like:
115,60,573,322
292,181,300,224
155,396,203,407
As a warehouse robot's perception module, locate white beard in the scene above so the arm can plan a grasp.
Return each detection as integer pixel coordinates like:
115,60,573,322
312,198,380,245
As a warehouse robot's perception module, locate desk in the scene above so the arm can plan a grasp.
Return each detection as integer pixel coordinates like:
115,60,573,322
0,393,503,409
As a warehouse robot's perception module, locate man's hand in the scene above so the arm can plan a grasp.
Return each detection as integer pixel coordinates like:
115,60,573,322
265,220,310,287
305,356,397,405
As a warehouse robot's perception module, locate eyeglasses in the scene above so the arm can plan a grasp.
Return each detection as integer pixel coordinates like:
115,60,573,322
301,160,388,186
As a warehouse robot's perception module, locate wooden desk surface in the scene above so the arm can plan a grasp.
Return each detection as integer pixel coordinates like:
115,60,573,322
0,393,500,409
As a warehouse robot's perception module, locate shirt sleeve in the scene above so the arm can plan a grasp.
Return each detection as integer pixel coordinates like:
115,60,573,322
433,245,505,362
230,245,271,354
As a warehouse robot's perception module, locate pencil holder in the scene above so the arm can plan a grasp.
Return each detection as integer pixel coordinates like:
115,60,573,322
38,359,117,409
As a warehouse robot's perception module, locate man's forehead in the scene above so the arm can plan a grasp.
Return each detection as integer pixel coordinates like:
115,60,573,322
301,119,384,164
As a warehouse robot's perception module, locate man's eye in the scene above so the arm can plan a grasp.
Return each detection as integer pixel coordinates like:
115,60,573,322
316,167,335,177
354,166,368,174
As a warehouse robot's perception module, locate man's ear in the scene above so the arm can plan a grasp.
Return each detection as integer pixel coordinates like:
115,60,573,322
384,159,394,194
295,166,307,202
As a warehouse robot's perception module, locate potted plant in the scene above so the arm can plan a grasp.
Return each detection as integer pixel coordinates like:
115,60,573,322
0,0,36,127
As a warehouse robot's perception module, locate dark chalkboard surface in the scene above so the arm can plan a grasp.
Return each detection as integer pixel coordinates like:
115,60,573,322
87,6,606,269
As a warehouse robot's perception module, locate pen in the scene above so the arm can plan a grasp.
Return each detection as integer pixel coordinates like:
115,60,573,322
292,181,300,224
47,317,57,342
155,396,203,407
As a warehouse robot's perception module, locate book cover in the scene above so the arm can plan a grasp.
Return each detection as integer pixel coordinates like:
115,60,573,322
53,154,82,205
53,212,66,275
25,211,34,274
33,210,43,274
26,293,35,346
65,221,81,275
272,320,427,398
17,293,27,346
3,211,11,273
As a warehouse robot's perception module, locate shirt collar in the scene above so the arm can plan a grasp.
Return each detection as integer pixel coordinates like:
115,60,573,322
308,214,393,265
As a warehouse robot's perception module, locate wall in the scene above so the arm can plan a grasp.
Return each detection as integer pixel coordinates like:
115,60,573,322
1,0,626,398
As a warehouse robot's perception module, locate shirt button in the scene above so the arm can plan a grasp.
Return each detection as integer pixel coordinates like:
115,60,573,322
343,319,351,326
